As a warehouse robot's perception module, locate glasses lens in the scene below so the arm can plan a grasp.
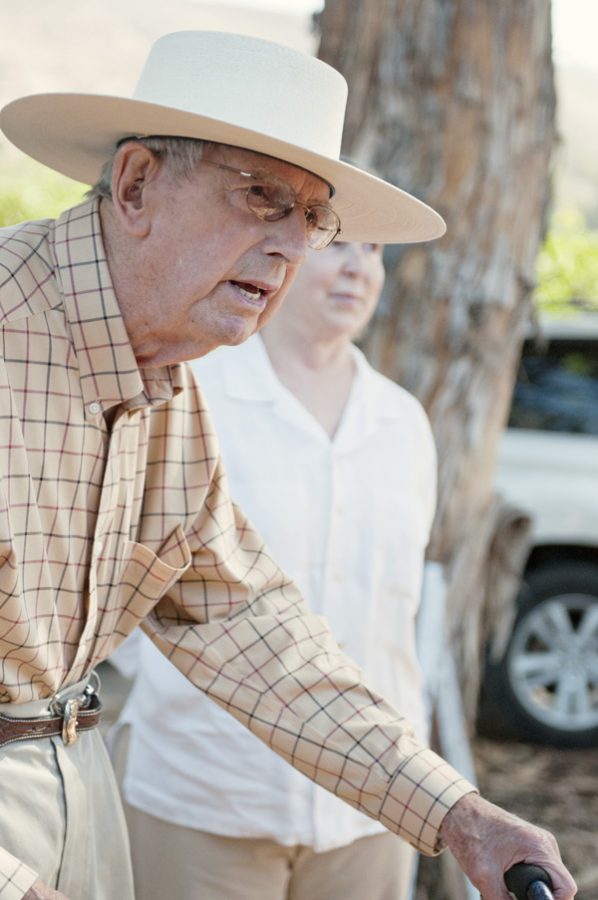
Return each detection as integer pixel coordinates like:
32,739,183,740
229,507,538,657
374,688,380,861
243,172,341,250
305,205,341,250
245,179,295,222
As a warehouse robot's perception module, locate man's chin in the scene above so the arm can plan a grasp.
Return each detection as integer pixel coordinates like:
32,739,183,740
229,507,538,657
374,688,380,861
219,318,260,347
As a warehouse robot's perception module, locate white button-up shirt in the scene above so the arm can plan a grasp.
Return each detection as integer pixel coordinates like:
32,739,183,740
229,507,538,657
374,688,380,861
113,334,437,853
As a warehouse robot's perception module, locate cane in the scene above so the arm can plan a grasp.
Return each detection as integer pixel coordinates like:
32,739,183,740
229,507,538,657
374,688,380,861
505,863,554,900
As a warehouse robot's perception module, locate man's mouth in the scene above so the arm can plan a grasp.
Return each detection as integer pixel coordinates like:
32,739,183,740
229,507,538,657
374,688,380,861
230,279,282,306
233,281,263,301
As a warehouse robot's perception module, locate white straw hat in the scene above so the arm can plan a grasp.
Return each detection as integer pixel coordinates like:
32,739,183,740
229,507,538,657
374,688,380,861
0,30,445,244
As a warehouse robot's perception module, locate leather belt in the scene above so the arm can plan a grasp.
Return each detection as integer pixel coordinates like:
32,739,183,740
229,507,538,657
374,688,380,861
0,692,102,749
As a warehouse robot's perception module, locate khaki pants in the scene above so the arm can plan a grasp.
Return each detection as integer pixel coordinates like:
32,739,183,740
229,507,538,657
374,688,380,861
123,801,416,900
0,688,134,899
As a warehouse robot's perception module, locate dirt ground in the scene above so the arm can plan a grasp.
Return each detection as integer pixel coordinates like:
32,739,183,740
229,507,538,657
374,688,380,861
472,736,598,900
414,735,597,900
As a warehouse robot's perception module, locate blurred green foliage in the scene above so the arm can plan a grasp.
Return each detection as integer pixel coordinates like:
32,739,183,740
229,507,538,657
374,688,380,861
535,209,598,314
0,157,86,227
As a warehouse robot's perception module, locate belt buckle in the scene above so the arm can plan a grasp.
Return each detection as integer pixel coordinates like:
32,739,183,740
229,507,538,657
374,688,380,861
51,672,101,747
61,698,81,746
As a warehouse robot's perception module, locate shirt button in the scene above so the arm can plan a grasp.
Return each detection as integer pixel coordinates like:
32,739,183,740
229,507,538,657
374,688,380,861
88,401,101,415
94,540,103,556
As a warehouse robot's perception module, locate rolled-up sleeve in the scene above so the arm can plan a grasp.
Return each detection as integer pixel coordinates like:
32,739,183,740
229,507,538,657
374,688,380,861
142,453,476,855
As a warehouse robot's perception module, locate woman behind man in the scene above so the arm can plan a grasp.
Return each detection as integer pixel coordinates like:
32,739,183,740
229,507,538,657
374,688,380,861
111,240,438,900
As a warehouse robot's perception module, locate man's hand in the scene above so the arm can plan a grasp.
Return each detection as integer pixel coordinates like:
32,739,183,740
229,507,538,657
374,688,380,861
439,793,577,900
23,879,69,899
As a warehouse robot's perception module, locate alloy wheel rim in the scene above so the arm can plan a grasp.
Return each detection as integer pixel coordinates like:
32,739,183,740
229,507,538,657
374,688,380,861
507,592,598,732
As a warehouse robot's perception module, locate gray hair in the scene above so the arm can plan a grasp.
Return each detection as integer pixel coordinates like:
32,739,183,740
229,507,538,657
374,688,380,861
87,136,212,200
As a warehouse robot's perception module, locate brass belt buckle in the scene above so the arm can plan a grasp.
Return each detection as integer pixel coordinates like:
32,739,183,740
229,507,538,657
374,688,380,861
61,698,81,746
52,672,101,747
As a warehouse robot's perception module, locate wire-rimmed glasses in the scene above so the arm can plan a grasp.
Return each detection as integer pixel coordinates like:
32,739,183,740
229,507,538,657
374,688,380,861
202,160,341,250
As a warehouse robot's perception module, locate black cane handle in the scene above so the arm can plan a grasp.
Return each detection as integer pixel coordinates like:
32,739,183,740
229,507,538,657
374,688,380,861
505,863,554,900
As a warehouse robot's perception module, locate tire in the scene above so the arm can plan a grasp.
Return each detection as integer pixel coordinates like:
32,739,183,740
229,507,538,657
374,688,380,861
477,560,598,747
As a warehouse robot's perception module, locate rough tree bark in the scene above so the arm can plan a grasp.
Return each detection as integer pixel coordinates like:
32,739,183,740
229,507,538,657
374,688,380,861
317,0,557,719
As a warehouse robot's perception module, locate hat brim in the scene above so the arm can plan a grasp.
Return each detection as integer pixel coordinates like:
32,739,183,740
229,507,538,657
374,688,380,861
0,93,446,244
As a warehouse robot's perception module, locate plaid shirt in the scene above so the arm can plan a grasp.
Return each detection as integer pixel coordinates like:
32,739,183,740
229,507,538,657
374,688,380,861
0,198,474,896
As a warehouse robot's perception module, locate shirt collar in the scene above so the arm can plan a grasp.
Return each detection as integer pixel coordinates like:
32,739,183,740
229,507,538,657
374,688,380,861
52,197,181,416
221,334,280,403
218,335,406,452
349,345,409,423
221,334,406,424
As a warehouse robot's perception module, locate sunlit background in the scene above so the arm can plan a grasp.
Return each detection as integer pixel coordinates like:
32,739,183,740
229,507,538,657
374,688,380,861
1,0,597,312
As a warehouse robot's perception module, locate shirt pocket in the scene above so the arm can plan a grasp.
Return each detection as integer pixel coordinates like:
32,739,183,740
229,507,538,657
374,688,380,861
111,525,192,633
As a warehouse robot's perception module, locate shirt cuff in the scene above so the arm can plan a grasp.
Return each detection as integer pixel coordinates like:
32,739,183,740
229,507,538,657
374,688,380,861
0,847,39,900
378,746,478,856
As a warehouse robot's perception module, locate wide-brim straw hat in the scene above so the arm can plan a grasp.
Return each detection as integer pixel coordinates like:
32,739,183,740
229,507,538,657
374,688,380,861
0,30,445,244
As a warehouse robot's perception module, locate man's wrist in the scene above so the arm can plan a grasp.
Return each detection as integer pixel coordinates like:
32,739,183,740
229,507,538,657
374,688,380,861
437,789,482,852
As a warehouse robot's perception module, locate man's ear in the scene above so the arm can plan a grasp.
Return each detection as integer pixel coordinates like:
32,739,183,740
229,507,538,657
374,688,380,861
110,143,163,237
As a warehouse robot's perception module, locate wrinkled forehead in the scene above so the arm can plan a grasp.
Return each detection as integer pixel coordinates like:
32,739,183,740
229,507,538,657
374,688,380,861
206,143,334,204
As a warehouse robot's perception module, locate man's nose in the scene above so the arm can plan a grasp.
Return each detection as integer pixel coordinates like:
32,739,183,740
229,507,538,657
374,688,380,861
263,208,309,264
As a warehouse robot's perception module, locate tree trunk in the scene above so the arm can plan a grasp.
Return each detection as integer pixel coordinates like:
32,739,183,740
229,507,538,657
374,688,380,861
317,0,556,720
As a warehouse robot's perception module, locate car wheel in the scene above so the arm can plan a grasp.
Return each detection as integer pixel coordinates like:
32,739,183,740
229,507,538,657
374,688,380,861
478,560,598,747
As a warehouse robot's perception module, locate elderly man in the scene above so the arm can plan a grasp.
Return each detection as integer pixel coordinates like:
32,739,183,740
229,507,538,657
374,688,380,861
0,30,575,900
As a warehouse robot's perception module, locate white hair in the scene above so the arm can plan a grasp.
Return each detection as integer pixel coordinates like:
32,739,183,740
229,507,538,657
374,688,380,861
87,135,212,200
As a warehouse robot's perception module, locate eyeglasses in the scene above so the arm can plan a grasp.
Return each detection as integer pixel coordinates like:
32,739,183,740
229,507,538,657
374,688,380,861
201,160,342,250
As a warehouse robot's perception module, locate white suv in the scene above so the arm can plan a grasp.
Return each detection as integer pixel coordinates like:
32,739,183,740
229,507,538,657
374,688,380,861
478,316,598,747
